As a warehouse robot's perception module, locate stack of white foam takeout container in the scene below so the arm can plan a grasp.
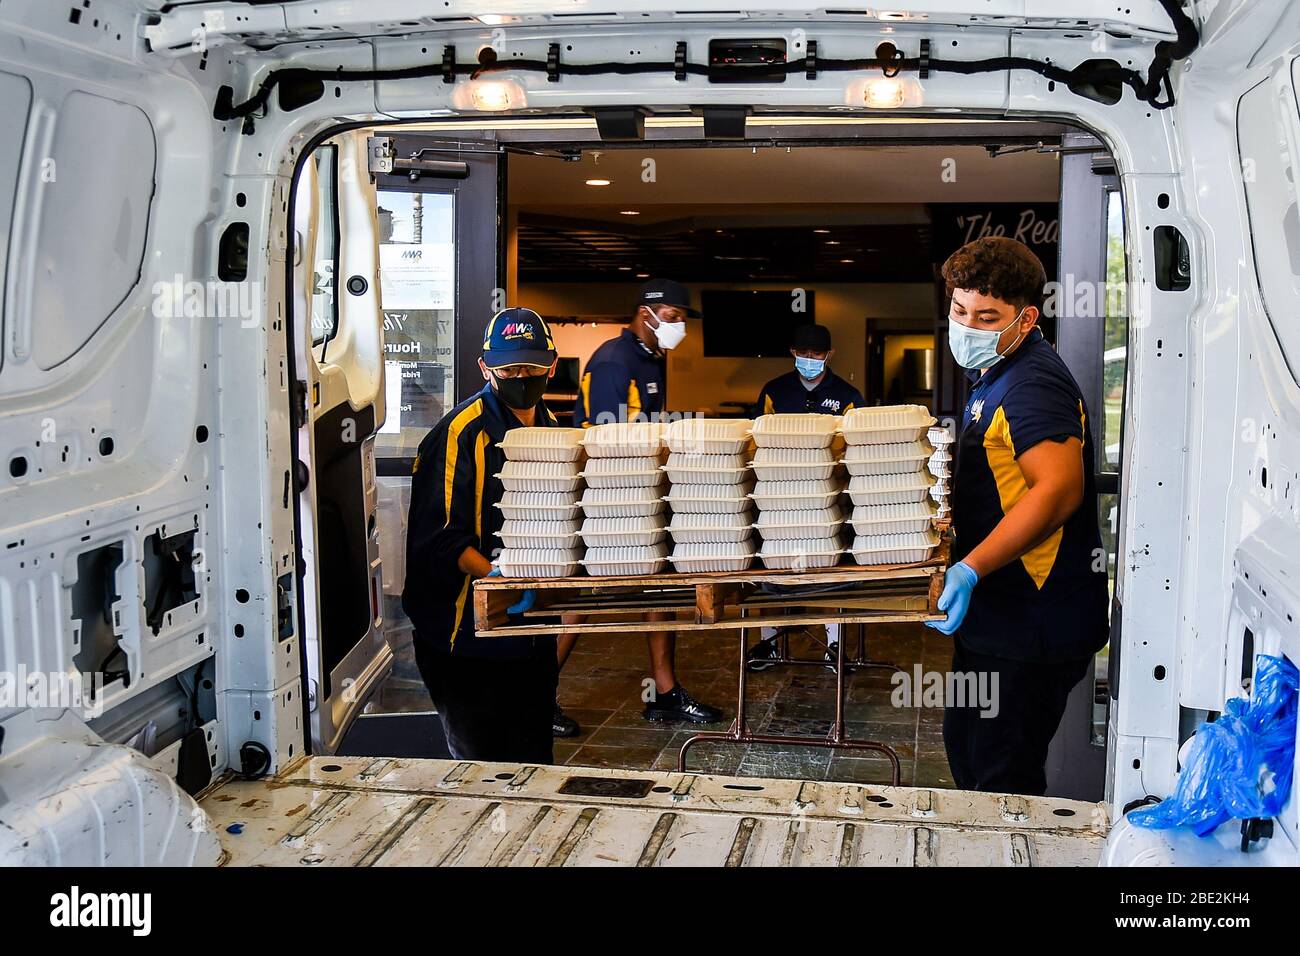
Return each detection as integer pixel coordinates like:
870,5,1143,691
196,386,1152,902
840,405,942,565
748,414,847,570
926,423,954,521
576,422,670,576
661,418,756,572
493,427,586,577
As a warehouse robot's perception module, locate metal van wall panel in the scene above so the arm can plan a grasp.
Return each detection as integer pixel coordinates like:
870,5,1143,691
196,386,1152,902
27,91,155,372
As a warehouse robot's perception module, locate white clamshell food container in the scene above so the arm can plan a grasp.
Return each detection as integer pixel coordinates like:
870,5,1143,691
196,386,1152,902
495,491,583,520
757,538,845,570
840,405,936,445
848,530,941,566
751,413,840,449
579,515,669,547
580,422,666,458
581,542,671,576
841,439,935,477
849,501,938,536
498,426,587,462
664,417,753,455
846,473,937,507
580,485,668,518
495,547,584,578
668,539,756,573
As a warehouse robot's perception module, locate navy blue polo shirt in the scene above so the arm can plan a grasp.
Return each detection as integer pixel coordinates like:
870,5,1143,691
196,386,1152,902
577,328,666,426
756,368,864,416
952,328,1109,662
402,382,559,660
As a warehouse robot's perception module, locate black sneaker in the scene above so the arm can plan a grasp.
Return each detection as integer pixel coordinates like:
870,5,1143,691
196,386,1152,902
746,636,782,672
643,684,722,724
552,703,580,738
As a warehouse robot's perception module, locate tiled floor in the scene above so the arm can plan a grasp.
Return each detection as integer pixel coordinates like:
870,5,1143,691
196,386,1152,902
372,614,957,788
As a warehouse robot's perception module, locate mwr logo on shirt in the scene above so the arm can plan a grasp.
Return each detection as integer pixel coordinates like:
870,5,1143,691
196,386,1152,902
820,398,842,412
645,381,659,395
500,322,534,339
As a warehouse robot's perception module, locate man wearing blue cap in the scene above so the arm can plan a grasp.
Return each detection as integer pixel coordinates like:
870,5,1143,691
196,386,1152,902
402,307,562,762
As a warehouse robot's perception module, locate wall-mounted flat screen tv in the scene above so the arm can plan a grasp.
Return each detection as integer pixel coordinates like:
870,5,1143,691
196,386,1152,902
700,290,815,357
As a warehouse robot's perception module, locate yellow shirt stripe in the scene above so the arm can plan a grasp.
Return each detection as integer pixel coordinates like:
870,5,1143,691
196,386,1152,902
449,428,489,647
442,399,484,522
627,380,642,422
982,405,1064,590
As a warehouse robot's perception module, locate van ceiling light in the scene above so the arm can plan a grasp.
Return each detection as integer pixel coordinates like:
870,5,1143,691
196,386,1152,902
865,77,906,108
451,77,526,111
620,210,640,215
585,179,612,187
844,75,922,109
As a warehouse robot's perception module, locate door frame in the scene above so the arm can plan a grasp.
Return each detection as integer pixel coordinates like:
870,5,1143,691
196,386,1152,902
1044,130,1118,800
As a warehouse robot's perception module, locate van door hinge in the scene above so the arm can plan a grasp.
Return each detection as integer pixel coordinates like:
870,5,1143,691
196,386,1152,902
292,379,309,429
367,135,395,175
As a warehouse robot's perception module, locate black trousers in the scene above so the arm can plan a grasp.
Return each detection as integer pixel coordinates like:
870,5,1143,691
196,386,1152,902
942,641,1091,796
413,638,557,765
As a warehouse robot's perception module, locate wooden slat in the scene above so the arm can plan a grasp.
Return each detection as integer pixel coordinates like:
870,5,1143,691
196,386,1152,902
928,565,945,614
473,587,515,632
476,605,941,638
524,593,933,618
474,550,946,592
697,582,744,625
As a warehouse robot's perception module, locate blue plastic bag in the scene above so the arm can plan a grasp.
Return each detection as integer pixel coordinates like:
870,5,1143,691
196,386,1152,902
1128,654,1298,837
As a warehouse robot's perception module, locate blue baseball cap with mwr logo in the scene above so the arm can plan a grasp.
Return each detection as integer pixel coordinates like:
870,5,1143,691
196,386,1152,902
481,307,557,369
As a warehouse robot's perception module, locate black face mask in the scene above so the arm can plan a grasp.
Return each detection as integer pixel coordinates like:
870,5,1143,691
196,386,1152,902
491,371,549,410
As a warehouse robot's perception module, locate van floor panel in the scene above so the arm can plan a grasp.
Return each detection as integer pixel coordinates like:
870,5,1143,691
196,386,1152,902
201,757,1106,867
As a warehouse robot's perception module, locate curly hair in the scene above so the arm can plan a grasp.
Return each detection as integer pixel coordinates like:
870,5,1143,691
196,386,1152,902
941,236,1047,312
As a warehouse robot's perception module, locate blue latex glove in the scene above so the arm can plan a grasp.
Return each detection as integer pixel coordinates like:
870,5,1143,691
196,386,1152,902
924,562,979,635
507,589,536,615
486,567,502,577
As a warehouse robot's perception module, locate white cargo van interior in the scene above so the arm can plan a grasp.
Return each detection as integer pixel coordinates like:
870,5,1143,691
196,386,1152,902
0,0,1296,869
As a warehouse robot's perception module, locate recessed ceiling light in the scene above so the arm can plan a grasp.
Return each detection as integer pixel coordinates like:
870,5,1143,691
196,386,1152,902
618,266,632,271
636,273,650,278
619,209,640,215
840,259,855,264
825,240,841,246
813,228,830,234
585,178,612,187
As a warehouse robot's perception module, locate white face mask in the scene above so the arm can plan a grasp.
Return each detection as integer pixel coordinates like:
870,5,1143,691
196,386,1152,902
646,308,687,350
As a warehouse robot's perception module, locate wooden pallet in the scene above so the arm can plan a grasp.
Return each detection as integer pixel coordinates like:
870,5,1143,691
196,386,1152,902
473,539,950,637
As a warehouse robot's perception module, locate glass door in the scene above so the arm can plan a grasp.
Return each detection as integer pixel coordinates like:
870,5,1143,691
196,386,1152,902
369,137,501,713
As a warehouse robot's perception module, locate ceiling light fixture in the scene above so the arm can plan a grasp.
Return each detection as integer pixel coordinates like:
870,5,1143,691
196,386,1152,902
451,77,527,112
619,210,640,215
585,178,612,187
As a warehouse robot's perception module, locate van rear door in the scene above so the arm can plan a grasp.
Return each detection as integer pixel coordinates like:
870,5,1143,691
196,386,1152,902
292,132,391,753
